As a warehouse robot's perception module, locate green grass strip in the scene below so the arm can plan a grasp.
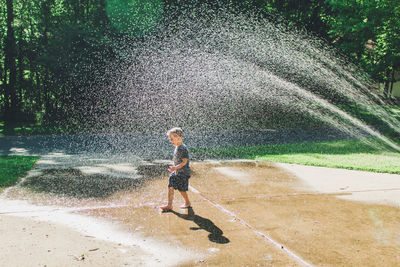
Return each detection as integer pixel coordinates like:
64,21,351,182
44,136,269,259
192,138,400,174
0,155,39,188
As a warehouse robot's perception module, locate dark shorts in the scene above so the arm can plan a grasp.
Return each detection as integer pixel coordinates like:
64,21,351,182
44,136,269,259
168,172,190,192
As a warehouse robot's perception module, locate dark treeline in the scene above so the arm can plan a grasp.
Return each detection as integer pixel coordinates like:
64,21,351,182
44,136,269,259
1,0,399,126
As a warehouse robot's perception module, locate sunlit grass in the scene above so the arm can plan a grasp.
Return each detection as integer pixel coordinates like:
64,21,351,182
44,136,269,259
255,152,400,173
390,105,400,119
0,155,39,188
192,138,400,174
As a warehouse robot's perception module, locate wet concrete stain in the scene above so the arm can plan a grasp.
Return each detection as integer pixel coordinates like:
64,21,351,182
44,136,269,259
19,162,170,199
20,168,142,198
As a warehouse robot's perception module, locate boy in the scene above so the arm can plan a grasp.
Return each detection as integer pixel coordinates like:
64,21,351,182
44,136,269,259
160,127,191,212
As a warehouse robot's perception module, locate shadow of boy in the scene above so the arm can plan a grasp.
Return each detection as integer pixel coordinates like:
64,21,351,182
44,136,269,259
171,207,230,244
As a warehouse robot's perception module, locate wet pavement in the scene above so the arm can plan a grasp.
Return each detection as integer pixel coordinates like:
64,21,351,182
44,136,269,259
1,130,400,266
2,159,400,266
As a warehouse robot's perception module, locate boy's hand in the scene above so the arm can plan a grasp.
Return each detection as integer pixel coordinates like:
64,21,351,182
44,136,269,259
168,165,177,172
168,159,187,173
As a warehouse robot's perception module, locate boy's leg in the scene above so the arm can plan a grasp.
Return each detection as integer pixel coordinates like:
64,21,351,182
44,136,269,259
161,187,174,211
161,173,177,211
179,191,191,208
168,187,174,207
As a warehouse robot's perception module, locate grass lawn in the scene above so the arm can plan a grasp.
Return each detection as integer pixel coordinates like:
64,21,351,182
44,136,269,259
192,138,400,174
0,155,39,188
0,121,71,136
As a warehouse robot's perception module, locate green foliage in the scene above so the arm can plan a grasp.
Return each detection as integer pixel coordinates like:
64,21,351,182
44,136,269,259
324,0,400,86
0,0,115,124
0,155,39,188
265,0,400,97
1,0,399,128
265,0,331,38
106,0,163,35
37,23,115,123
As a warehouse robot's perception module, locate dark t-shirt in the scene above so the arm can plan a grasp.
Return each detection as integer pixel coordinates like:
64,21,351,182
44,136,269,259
173,144,191,177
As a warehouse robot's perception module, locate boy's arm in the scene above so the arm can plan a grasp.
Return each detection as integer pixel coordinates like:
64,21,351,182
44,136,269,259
177,158,188,169
169,158,188,172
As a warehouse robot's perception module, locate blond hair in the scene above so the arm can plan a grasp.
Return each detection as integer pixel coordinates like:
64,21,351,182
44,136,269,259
167,127,183,137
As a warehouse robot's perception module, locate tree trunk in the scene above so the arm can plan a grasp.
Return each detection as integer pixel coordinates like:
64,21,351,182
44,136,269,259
40,1,51,119
35,71,42,109
98,0,111,28
0,58,4,114
389,68,395,97
17,28,24,105
383,68,390,98
4,0,19,122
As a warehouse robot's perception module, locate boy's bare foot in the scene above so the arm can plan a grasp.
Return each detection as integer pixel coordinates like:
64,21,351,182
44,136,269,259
160,206,172,212
180,204,191,209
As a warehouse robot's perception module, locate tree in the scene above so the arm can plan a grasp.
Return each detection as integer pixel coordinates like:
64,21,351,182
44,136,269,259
1,0,398,128
375,0,400,97
3,0,20,122
325,0,400,98
265,0,332,39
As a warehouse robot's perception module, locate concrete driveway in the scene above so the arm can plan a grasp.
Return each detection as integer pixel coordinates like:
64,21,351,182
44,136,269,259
1,132,400,266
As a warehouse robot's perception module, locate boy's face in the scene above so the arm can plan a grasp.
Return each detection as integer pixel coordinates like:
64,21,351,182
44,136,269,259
169,134,182,146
